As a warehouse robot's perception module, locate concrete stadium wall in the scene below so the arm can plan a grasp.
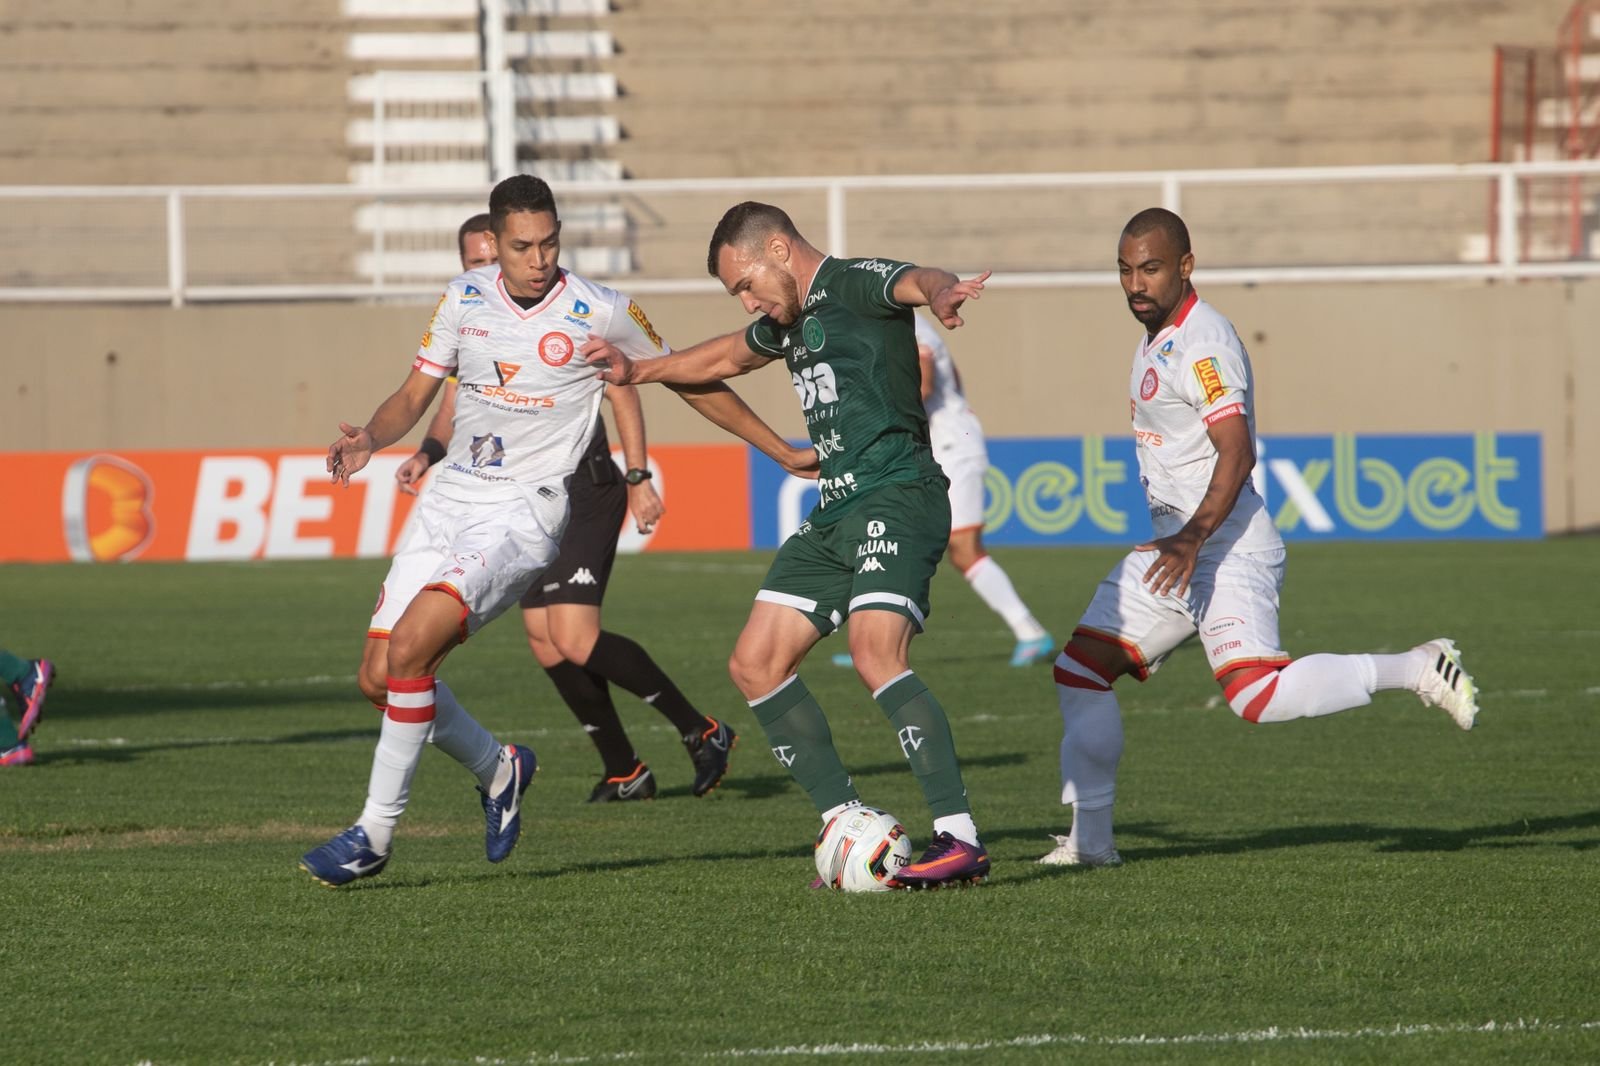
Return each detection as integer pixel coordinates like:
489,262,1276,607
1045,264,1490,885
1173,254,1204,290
5,279,1594,534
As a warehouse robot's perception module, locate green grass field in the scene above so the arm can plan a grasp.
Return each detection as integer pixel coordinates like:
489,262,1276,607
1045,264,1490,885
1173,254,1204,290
2,541,1597,1065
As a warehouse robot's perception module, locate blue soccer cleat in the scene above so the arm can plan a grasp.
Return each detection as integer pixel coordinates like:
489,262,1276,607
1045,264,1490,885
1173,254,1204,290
830,653,854,668
300,825,390,888
1009,634,1057,667
480,743,537,863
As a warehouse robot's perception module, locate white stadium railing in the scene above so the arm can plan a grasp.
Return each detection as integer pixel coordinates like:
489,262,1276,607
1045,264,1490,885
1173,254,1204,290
1,160,1598,307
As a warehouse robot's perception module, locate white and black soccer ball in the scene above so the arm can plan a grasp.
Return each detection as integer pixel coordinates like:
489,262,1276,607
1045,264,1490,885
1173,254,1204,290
813,806,912,892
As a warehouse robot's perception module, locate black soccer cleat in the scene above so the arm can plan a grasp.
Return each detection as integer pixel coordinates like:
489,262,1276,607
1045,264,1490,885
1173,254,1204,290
588,762,656,803
685,716,737,797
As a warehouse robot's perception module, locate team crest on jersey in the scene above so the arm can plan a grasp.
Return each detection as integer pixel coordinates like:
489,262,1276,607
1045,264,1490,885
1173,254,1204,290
627,300,664,351
1192,357,1226,405
801,316,826,351
538,331,575,367
469,434,506,468
460,285,484,304
1139,367,1160,401
494,361,522,386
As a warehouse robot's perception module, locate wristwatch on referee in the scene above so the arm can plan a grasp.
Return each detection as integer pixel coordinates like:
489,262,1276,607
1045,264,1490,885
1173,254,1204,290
624,467,652,485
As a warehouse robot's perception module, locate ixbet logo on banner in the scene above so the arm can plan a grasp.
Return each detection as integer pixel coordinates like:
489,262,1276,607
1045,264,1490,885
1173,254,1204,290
750,433,1541,546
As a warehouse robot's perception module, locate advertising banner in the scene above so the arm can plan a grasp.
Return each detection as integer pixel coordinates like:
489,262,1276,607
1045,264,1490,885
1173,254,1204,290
748,432,1541,547
0,444,750,563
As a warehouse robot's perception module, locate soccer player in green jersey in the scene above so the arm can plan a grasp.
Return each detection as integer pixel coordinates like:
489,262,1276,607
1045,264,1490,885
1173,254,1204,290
583,202,993,889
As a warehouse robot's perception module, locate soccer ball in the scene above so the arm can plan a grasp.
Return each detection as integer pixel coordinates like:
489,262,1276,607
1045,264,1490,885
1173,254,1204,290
814,806,912,892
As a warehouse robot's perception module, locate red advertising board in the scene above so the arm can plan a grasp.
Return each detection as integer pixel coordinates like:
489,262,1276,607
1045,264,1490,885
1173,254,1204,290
0,445,750,563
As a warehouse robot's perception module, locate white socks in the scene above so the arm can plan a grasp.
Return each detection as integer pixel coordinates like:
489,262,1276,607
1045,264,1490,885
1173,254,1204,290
964,555,1047,642
1224,648,1430,723
933,812,980,847
1055,653,1124,856
429,679,500,787
358,676,436,855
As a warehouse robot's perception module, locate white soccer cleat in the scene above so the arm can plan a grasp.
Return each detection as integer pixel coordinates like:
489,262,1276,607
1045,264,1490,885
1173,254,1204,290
1036,834,1122,867
1414,638,1478,730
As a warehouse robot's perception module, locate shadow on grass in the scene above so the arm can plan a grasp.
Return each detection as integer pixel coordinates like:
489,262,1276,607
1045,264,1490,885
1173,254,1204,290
31,728,378,766
987,809,1600,870
41,682,357,722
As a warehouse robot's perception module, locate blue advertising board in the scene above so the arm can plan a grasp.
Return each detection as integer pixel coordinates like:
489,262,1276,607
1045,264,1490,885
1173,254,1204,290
748,432,1541,548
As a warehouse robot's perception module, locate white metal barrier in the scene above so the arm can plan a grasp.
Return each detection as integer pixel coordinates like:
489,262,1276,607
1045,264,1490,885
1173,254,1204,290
1,161,1598,307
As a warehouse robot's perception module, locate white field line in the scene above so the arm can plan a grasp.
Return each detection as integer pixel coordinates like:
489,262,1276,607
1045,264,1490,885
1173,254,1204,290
105,675,355,693
175,1017,1600,1066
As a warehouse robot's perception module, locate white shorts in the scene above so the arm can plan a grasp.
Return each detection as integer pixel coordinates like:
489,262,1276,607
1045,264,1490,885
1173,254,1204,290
937,446,989,531
1074,546,1290,680
369,487,567,642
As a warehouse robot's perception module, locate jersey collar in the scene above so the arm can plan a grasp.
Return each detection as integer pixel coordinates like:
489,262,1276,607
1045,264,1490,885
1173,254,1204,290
1142,289,1200,355
800,256,831,309
496,268,568,320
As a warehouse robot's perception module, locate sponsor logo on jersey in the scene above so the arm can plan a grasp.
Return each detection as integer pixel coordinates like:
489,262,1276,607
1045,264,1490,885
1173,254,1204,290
1193,357,1227,405
538,331,575,367
804,287,828,309
1134,428,1164,447
469,434,506,468
815,428,845,459
850,258,895,278
1153,339,1173,367
562,298,594,329
866,520,886,537
473,385,556,409
461,326,490,337
1139,367,1159,401
627,300,664,351
801,316,826,351
817,471,859,506
420,292,447,349
1209,640,1244,657
494,361,522,386
858,556,886,573
460,284,484,304
856,539,898,557
1203,402,1245,426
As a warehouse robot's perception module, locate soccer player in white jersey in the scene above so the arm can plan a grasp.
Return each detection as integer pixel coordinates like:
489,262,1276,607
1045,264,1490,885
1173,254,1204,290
1040,208,1480,868
300,175,675,886
832,316,1053,669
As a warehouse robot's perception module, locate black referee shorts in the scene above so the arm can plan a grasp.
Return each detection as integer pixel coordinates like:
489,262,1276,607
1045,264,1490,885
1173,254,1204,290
521,470,628,609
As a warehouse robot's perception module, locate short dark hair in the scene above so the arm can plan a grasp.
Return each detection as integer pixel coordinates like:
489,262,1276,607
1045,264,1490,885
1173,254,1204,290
489,175,558,234
1122,207,1191,256
457,213,492,257
707,201,800,276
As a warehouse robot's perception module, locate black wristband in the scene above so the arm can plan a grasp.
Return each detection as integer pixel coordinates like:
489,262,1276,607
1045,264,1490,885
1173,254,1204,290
419,437,446,466
624,467,652,485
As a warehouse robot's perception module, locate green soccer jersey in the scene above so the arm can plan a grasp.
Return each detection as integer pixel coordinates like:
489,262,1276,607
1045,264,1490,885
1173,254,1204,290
745,255,945,525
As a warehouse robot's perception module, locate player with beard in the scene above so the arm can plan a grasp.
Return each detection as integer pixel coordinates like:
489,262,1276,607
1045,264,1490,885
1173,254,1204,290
1039,207,1480,868
584,201,994,890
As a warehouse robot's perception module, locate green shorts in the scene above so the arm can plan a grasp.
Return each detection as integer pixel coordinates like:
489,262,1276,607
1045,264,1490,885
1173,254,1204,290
756,478,951,635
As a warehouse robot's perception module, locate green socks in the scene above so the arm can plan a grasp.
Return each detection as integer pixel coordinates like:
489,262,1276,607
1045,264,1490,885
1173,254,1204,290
0,650,29,689
747,676,858,814
875,672,971,819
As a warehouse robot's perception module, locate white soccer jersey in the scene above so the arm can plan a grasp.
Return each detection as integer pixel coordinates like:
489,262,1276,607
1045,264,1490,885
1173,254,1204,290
413,266,668,503
1129,291,1280,553
916,316,985,457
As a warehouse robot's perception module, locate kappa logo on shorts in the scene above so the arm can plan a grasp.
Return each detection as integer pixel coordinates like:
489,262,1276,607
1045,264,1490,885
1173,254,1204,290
858,557,886,573
1140,367,1160,401
538,331,575,367
453,551,487,569
569,567,597,585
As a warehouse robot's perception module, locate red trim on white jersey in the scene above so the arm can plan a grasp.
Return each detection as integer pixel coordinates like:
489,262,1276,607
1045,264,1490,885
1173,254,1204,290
1141,288,1201,357
496,269,569,320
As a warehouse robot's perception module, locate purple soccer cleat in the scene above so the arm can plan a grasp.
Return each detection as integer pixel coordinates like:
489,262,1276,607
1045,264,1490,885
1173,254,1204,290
892,831,990,890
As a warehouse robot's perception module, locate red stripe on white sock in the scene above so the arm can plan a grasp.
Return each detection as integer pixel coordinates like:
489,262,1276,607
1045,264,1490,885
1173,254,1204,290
1241,676,1280,723
386,675,437,723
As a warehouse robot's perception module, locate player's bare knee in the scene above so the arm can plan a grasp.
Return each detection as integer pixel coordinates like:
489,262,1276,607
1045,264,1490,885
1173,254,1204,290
947,540,982,573
1063,635,1135,686
357,667,388,706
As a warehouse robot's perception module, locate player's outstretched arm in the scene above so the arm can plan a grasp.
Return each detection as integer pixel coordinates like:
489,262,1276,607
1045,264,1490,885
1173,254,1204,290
583,329,768,387
669,382,819,479
395,378,457,496
1135,414,1255,596
605,384,666,532
328,369,443,487
893,268,991,328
